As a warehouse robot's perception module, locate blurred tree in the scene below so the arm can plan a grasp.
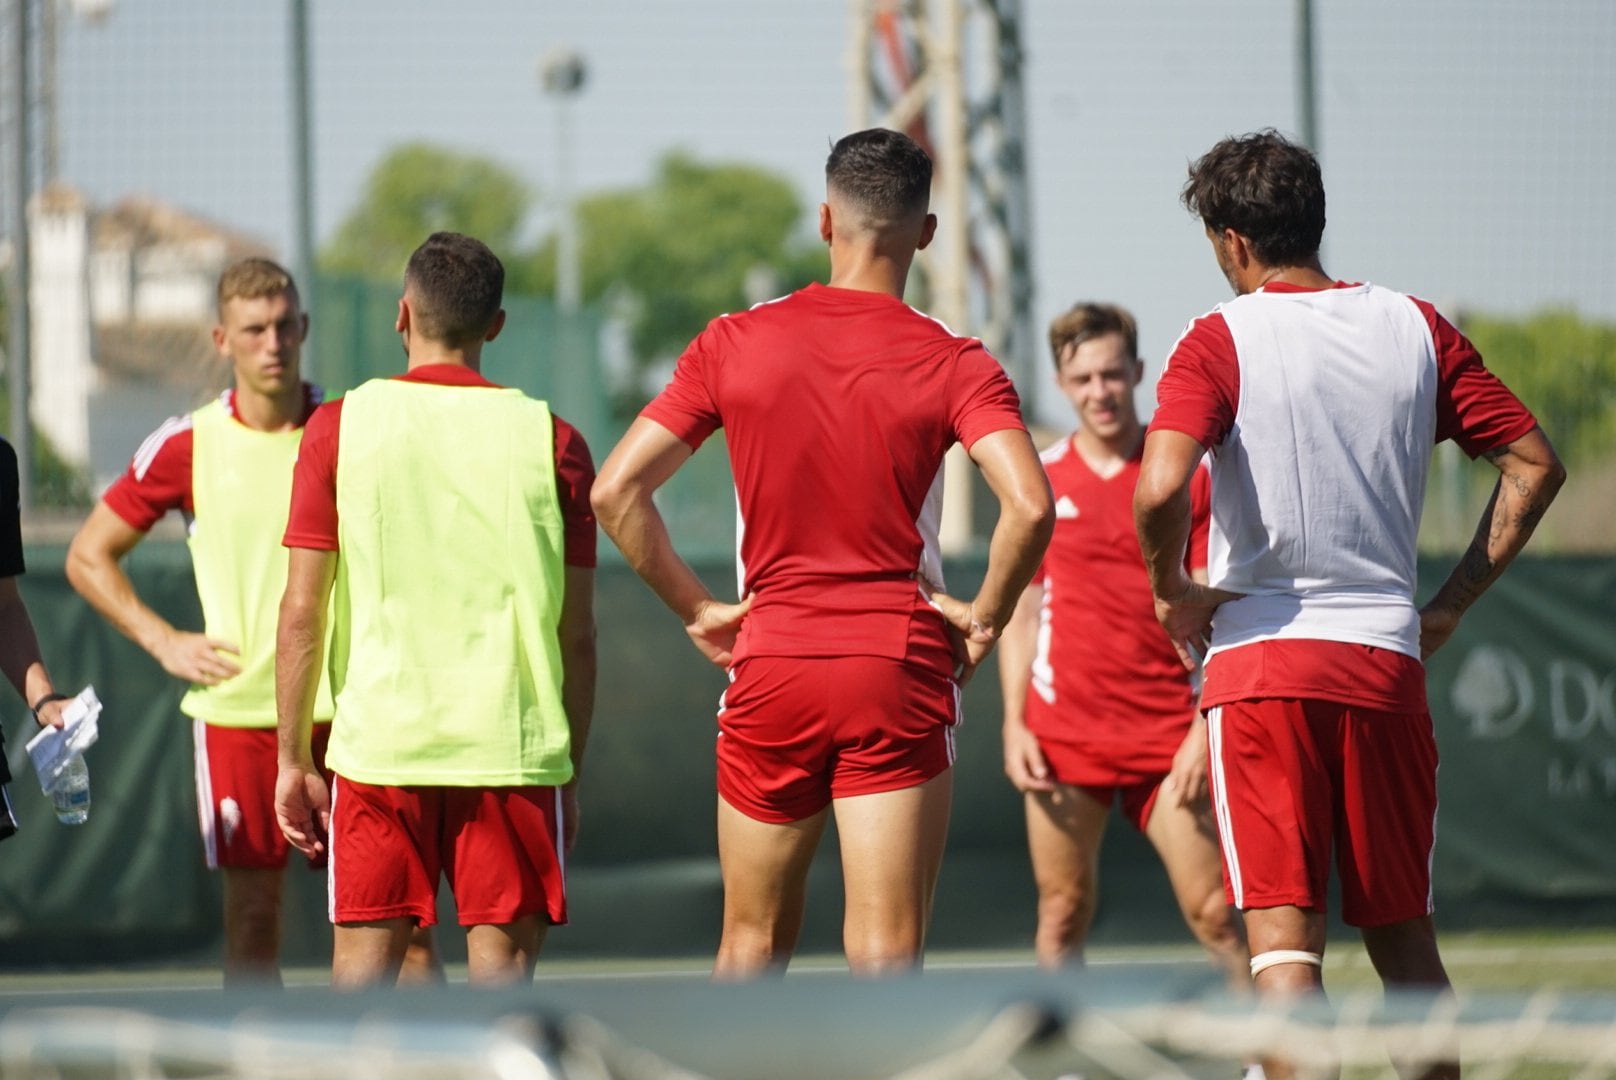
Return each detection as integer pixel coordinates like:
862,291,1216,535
523,150,828,392
319,143,533,282
1460,308,1616,464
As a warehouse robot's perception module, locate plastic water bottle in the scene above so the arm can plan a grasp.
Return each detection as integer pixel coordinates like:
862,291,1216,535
48,753,91,825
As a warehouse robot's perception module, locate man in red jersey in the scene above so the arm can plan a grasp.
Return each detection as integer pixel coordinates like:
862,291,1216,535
66,258,437,986
592,128,1053,978
998,301,1249,985
276,232,597,988
1136,129,1563,1079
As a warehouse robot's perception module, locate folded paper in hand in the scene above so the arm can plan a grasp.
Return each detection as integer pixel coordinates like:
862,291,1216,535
25,687,103,787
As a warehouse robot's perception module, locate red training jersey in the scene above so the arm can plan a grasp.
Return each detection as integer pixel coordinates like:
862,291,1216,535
1024,437,1210,778
642,282,1027,662
283,365,597,567
1150,282,1537,711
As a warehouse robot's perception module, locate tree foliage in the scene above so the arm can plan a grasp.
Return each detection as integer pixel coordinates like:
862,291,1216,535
321,143,829,408
1460,308,1616,464
522,150,828,368
319,143,532,282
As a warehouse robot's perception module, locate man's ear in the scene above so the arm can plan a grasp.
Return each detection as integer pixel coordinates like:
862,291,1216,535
916,212,938,251
818,202,833,244
485,309,507,342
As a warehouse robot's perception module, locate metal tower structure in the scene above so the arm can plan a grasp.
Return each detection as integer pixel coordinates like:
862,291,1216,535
848,0,1036,549
848,0,1036,392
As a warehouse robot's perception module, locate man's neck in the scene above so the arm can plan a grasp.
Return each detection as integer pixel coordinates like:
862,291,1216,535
826,246,913,299
1244,255,1333,294
234,384,304,433
405,345,482,373
1072,421,1143,477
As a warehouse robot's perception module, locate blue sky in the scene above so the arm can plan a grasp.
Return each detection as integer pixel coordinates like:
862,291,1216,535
46,0,1616,422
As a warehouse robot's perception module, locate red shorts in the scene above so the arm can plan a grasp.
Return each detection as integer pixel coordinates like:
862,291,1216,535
327,776,567,928
1037,738,1167,832
193,720,331,870
1207,699,1438,927
716,655,960,823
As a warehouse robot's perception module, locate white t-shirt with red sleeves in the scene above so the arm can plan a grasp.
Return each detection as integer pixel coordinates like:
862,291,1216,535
641,282,1028,664
1023,437,1210,779
102,385,323,531
1149,281,1538,712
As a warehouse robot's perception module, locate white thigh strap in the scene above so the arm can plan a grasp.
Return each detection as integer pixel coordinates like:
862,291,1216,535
1249,949,1323,977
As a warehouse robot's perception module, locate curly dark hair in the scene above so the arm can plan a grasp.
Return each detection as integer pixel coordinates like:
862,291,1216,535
1182,129,1325,266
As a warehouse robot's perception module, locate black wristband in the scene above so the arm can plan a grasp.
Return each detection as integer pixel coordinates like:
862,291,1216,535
30,692,70,720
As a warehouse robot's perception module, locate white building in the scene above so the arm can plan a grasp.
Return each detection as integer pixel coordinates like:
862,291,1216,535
28,185,272,492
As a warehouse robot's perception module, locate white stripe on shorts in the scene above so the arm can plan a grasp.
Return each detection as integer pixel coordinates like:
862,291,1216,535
326,776,340,924
1206,706,1244,909
191,717,218,869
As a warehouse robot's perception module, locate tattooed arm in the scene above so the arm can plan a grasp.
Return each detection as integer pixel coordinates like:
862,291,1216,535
1420,425,1565,658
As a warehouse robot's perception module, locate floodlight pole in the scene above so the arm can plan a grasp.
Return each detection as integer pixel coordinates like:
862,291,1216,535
540,49,587,316
1296,0,1318,153
9,0,35,512
289,0,316,377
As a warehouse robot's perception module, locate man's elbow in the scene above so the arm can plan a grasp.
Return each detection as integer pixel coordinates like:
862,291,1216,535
589,475,631,535
1021,488,1055,547
63,533,98,594
1541,452,1568,503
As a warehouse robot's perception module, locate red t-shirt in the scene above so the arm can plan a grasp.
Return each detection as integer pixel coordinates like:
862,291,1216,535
642,282,1027,661
1024,437,1210,776
102,385,323,530
283,365,597,567
1149,283,1538,710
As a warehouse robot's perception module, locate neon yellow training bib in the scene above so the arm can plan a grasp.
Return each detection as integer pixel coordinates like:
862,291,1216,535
324,378,571,787
184,397,335,727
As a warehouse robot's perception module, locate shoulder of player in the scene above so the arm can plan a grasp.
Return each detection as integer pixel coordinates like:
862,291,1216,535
1167,307,1233,353
129,412,197,480
1038,433,1075,466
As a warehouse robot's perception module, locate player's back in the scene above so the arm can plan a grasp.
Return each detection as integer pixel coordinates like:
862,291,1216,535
652,282,1022,660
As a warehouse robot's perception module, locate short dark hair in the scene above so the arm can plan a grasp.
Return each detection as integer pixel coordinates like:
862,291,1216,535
403,232,504,348
825,128,932,224
1181,129,1326,266
1047,302,1138,371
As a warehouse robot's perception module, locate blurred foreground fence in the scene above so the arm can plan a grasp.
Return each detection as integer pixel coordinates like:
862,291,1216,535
0,550,1613,969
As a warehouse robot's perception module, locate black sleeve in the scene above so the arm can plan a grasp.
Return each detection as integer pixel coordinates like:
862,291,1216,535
0,438,22,577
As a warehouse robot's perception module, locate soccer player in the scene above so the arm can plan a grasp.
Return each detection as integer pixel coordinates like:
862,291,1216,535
998,301,1248,984
0,436,73,839
274,231,597,989
1136,130,1563,1079
65,258,441,985
591,128,1053,978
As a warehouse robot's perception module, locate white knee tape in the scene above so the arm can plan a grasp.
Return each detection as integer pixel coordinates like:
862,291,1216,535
1249,949,1323,977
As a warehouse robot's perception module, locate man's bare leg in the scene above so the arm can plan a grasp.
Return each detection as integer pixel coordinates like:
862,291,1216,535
1024,784,1110,969
466,917,546,986
833,769,953,976
1144,794,1250,990
397,926,445,985
1362,916,1458,1080
332,919,412,989
222,866,284,987
713,798,829,979
1243,905,1328,1080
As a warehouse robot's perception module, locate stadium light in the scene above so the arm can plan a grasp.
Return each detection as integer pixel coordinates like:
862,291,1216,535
539,48,587,315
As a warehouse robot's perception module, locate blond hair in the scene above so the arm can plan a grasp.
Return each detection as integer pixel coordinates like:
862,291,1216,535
216,257,298,319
